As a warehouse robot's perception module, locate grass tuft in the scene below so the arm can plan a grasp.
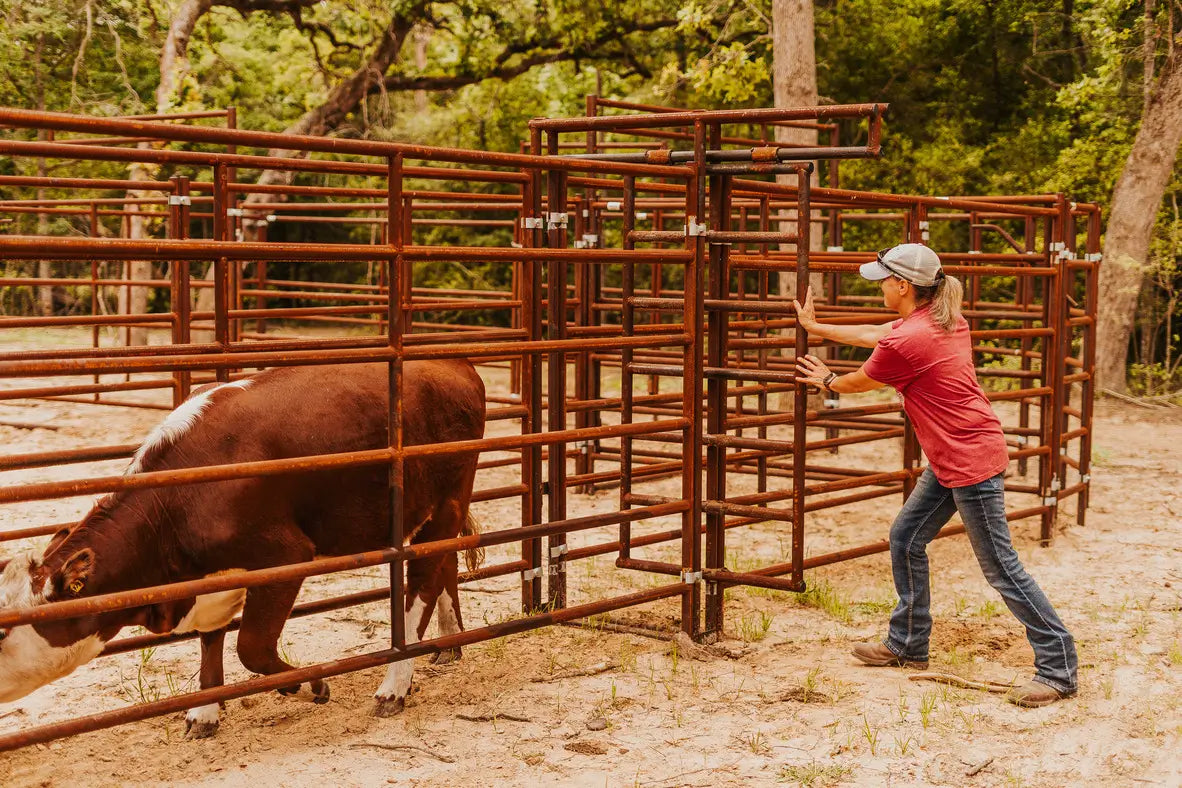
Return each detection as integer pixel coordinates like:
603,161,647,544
793,578,852,624
778,762,854,786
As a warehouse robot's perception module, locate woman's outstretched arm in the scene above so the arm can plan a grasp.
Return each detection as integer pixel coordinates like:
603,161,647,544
793,287,892,348
795,355,887,394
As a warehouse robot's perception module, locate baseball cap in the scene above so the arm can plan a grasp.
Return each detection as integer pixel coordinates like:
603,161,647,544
859,243,944,287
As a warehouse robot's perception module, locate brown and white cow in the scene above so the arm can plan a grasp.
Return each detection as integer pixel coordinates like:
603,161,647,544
0,360,485,737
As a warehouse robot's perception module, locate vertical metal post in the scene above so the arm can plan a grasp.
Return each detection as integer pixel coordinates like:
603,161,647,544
790,164,812,592
545,131,569,610
168,175,192,406
521,132,545,612
211,162,231,383
254,223,269,336
386,154,407,648
619,175,637,562
572,195,592,488
89,203,101,403
1018,215,1035,476
681,120,706,638
1076,207,1100,524
756,195,770,493
703,156,729,638
1042,196,1070,544
900,204,924,497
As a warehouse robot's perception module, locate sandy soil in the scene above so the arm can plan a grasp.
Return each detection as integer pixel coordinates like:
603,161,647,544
0,333,1179,787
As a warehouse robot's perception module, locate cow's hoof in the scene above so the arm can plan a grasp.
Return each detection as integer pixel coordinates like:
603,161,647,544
430,647,462,665
373,695,406,717
278,681,330,704
184,706,221,740
185,720,219,740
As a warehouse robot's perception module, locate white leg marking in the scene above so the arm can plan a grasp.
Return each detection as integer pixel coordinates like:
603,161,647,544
185,703,220,728
436,588,461,636
375,597,426,702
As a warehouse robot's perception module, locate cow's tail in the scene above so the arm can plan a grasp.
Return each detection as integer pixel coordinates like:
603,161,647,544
462,511,485,573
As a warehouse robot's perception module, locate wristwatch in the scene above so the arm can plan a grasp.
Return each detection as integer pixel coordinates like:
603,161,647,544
822,372,838,391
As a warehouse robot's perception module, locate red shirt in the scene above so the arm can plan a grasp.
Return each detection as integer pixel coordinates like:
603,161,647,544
862,307,1009,487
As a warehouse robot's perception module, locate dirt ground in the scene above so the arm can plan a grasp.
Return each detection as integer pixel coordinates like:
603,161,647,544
0,332,1179,787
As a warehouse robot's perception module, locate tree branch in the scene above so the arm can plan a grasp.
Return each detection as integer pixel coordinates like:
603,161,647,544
379,17,678,94
212,0,321,16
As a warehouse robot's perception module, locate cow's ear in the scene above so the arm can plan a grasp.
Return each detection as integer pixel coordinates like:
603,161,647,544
49,549,94,599
44,526,73,556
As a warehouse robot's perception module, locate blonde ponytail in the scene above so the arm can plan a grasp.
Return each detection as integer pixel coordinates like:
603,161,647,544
915,273,963,332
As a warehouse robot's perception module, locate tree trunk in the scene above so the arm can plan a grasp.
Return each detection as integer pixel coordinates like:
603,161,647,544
413,25,430,113
771,0,822,303
771,0,825,413
1096,49,1182,392
123,0,213,346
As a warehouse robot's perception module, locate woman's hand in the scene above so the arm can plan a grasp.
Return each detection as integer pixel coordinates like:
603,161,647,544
795,353,835,390
792,287,820,333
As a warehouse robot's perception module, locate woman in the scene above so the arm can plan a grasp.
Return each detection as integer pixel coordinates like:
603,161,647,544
792,243,1077,707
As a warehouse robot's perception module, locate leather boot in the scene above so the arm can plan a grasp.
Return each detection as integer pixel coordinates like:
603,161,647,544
1005,680,1067,708
851,642,928,670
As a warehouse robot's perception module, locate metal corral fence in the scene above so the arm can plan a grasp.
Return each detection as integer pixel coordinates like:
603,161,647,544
0,101,1099,750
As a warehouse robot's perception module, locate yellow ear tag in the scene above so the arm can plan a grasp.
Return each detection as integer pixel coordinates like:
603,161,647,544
68,579,85,595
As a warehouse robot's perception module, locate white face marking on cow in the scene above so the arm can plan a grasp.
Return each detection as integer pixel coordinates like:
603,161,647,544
126,379,253,474
0,553,41,610
436,589,460,637
0,553,109,703
375,597,425,703
0,630,106,704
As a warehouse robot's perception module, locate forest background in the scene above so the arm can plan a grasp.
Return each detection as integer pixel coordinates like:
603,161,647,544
0,0,1179,394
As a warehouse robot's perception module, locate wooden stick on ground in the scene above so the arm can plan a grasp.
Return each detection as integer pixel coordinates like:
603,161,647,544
908,672,1016,693
348,743,456,763
456,712,531,722
0,419,60,430
532,660,618,682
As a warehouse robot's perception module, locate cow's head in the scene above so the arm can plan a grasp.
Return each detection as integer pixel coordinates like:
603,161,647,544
0,546,107,703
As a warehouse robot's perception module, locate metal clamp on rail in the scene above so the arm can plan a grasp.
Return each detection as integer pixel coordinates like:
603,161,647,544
681,569,703,585
546,212,568,230
226,208,245,218
521,566,543,581
549,544,568,560
520,216,544,230
1043,477,1060,506
1049,241,1072,262
686,219,708,237
167,195,192,207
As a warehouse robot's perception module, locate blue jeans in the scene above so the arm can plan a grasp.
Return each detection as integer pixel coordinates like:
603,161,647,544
884,469,1077,695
